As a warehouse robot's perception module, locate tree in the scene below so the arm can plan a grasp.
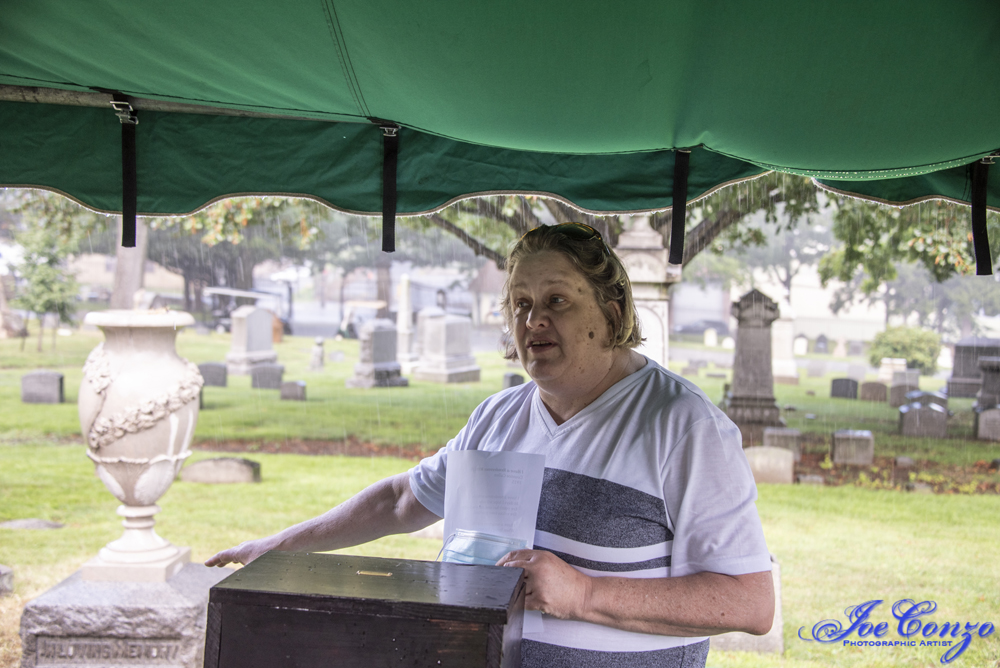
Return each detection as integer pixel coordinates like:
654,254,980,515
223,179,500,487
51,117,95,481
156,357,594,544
819,198,1000,336
12,222,79,350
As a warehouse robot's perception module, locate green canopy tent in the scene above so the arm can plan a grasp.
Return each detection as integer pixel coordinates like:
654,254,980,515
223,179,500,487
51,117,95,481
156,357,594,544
1,1,998,263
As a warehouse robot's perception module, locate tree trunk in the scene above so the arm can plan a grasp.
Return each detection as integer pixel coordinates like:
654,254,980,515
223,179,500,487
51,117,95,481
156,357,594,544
36,314,43,352
110,217,149,309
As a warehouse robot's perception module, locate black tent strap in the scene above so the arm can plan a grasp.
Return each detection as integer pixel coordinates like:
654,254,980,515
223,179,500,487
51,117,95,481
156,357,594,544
102,91,139,248
668,149,691,265
971,157,993,276
369,119,400,253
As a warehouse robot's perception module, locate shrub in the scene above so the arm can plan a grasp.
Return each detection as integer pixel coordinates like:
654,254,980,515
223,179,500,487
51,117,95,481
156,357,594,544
868,326,941,375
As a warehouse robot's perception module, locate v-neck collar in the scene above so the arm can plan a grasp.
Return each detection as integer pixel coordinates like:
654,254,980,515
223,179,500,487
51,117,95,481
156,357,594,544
531,357,655,437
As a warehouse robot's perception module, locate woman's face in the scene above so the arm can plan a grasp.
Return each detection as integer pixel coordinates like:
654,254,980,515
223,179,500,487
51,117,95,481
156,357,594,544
508,251,617,393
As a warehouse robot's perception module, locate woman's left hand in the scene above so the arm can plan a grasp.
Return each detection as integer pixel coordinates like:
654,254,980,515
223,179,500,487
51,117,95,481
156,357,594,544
497,549,593,620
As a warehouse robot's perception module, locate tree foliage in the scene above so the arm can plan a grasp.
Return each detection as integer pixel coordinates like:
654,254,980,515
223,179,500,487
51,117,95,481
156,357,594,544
868,326,941,375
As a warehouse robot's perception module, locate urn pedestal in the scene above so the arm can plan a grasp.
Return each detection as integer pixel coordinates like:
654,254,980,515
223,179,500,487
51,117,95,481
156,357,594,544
77,310,204,582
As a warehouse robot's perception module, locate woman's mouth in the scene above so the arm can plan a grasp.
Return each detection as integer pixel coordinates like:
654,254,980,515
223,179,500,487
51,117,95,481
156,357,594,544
527,340,555,352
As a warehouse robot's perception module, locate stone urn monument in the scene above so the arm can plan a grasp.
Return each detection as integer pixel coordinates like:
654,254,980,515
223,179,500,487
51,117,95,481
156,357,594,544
78,309,204,581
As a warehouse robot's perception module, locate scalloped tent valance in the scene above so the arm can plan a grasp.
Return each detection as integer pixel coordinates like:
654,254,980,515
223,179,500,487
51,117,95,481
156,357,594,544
1,0,998,219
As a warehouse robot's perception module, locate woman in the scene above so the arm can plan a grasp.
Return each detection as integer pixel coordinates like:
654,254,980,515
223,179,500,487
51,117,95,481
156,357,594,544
207,223,774,668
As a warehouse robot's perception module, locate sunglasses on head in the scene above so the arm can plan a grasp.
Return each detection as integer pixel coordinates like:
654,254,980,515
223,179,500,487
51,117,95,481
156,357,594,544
522,222,611,257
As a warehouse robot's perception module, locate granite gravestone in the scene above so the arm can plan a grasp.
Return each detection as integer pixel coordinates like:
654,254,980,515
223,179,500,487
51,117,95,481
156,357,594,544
396,274,419,374
948,336,1000,398
250,363,284,389
975,407,1000,441
832,430,874,465
20,566,229,668
832,338,848,358
743,446,794,484
704,328,718,347
180,458,261,484
847,364,868,382
806,361,826,378
21,370,64,403
502,373,524,389
346,319,409,388
976,356,1000,408
830,378,858,399
280,380,307,401
722,289,784,444
814,334,828,354
904,390,947,409
859,381,888,402
226,306,278,375
413,309,481,383
309,338,325,372
771,301,798,384
889,383,919,408
721,336,735,350
793,336,809,356
878,358,908,384
198,362,227,387
0,564,11,595
899,402,947,439
848,340,864,356
763,427,801,462
893,370,920,386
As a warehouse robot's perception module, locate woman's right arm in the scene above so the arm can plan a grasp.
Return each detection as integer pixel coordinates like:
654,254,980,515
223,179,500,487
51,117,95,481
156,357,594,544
204,472,439,567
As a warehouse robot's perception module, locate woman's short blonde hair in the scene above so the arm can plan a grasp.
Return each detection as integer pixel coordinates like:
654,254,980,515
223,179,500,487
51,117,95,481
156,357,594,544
499,223,643,361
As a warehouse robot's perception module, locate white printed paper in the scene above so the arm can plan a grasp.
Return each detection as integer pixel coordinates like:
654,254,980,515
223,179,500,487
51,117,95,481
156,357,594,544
444,450,545,548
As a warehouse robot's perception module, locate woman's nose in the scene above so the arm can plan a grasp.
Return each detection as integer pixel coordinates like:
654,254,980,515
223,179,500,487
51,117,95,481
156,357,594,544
526,304,549,328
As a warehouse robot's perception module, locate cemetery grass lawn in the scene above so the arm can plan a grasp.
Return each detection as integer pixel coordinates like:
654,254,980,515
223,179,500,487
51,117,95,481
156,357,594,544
0,329,514,452
1,443,998,668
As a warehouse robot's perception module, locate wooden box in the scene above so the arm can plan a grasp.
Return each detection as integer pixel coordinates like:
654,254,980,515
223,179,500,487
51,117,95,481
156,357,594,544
204,552,525,668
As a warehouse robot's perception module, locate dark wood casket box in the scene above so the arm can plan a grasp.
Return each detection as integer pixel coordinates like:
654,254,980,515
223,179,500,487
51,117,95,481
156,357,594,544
204,551,525,668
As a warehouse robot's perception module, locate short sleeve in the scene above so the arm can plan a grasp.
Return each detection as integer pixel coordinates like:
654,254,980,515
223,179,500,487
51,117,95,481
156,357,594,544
661,414,772,578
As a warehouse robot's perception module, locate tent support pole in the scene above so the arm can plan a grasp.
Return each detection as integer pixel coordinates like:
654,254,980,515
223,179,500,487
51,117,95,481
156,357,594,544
972,158,993,275
668,149,691,265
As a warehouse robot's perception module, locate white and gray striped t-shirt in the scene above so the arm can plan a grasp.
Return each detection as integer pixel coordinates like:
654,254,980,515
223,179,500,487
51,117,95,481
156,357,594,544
409,358,771,663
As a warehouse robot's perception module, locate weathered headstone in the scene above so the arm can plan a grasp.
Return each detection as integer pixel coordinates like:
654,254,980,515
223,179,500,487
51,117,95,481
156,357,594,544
848,340,864,357
937,345,953,371
721,336,735,350
771,301,798,385
806,360,826,378
346,319,409,388
309,337,325,371
0,564,11,595
226,306,278,375
948,336,1000,398
703,328,718,347
709,554,783,654
975,407,1000,441
198,362,227,387
889,383,919,408
280,380,307,401
976,356,1000,408
895,456,916,468
180,458,261,484
832,430,875,465
793,336,809,356
847,364,868,382
832,338,848,358
892,370,920,386
397,274,419,374
19,565,229,668
899,402,947,439
502,373,524,389
722,290,784,444
681,365,700,376
763,427,801,462
413,309,481,383
21,370,64,404
814,334,828,354
830,378,858,399
859,381,888,402
904,390,947,409
616,216,679,367
250,363,284,389
744,446,794,484
328,350,345,363
878,358,908,384
797,474,825,485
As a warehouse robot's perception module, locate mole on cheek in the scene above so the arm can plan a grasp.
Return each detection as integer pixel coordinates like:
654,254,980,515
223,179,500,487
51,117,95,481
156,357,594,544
588,331,595,339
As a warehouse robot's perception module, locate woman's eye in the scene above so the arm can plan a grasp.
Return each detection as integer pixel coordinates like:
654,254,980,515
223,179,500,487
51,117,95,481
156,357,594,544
550,296,565,304
515,300,529,309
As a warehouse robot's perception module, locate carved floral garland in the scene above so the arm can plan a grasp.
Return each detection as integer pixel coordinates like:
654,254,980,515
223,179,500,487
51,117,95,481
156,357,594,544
82,344,204,451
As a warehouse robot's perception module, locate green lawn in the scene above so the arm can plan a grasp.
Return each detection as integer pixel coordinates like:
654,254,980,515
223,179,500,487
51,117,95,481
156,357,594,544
1,442,997,668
